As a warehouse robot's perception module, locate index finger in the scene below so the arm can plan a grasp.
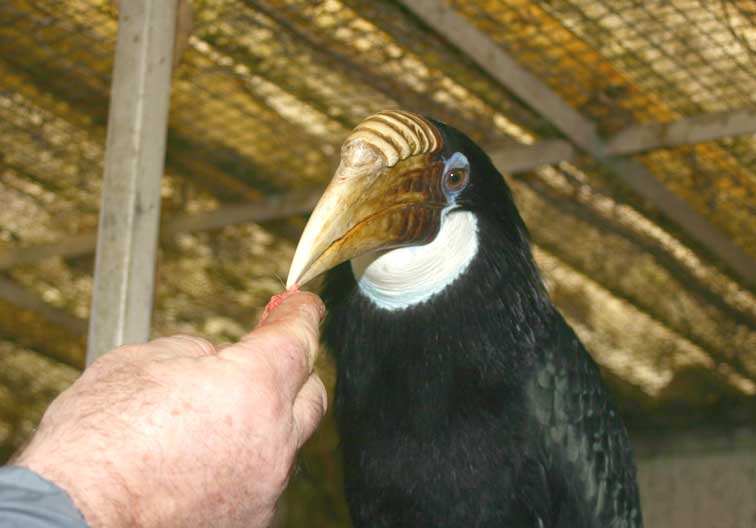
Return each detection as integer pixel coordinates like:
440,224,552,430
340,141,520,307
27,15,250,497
221,291,325,398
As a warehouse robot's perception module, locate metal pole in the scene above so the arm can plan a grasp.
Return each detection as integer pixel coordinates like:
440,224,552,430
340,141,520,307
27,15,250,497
87,0,177,364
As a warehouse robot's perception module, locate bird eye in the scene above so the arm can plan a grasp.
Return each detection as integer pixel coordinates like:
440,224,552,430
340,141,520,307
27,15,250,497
444,167,468,192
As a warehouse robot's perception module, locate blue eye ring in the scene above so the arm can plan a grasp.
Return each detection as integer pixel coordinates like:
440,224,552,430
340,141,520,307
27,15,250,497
443,152,470,194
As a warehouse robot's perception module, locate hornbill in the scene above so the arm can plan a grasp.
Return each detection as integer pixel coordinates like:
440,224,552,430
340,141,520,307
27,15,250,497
287,111,642,527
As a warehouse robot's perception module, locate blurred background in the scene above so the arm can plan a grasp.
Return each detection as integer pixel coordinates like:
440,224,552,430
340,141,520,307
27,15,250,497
0,0,754,526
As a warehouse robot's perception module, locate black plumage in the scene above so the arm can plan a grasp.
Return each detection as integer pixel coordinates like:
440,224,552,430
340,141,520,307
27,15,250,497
321,121,643,527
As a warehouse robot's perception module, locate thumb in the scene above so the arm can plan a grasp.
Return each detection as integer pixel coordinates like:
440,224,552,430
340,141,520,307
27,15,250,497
221,292,325,395
250,292,325,371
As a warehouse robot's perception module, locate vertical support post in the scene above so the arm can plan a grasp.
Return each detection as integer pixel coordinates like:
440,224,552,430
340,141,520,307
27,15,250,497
87,0,177,364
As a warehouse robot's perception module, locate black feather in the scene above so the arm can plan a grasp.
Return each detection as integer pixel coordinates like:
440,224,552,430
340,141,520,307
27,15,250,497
322,121,642,528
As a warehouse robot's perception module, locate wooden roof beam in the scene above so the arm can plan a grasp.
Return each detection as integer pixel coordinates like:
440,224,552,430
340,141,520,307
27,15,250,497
1,106,753,272
0,277,87,338
489,108,756,167
0,139,584,273
605,108,756,156
0,189,323,271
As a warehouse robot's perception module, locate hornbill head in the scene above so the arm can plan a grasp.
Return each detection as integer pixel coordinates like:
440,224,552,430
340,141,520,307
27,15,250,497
287,110,513,291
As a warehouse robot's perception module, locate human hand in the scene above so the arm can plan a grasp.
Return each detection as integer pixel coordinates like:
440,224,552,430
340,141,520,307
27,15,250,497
15,291,327,528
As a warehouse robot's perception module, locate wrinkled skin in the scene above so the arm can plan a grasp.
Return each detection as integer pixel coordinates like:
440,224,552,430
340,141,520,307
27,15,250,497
16,292,327,528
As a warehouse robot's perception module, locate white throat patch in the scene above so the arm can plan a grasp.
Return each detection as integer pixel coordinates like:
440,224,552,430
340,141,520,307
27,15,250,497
350,211,479,311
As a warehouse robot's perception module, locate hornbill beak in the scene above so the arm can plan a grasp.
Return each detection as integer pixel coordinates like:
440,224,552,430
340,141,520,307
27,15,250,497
287,111,445,288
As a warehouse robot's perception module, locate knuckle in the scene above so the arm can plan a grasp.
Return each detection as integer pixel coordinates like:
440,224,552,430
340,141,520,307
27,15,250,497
304,397,325,426
83,344,138,377
167,334,216,356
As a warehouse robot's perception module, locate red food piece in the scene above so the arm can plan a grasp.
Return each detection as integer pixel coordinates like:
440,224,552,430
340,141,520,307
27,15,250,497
259,285,301,323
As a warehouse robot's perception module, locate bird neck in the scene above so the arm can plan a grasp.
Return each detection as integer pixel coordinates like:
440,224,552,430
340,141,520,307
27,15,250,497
323,212,555,424
350,210,479,311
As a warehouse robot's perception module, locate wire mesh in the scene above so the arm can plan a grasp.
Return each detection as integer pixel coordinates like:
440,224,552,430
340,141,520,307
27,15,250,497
638,140,756,255
447,0,756,253
451,0,756,130
0,2,755,524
